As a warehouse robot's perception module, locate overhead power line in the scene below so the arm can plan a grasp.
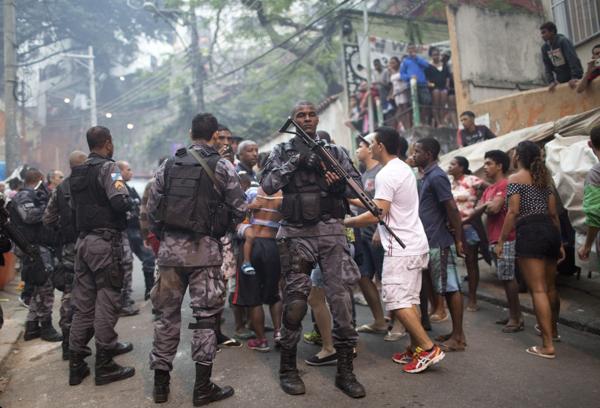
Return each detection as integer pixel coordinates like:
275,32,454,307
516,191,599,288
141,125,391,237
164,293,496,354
96,0,355,112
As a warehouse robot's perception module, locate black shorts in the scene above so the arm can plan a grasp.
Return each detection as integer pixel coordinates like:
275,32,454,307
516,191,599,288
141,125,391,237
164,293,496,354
233,237,281,307
356,235,383,280
515,215,561,260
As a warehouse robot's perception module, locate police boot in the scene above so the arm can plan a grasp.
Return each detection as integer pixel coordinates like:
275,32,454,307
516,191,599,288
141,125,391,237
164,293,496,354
279,346,305,395
94,347,135,386
69,352,90,386
40,319,63,342
192,363,234,406
335,347,365,399
24,320,41,341
111,341,133,357
62,328,70,360
119,303,140,317
153,369,170,403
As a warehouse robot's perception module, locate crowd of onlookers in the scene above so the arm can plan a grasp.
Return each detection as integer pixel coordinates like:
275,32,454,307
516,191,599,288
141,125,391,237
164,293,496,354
346,44,457,135
346,21,600,138
173,122,600,365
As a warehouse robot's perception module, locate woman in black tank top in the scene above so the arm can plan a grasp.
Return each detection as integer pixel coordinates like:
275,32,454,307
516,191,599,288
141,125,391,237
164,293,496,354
495,141,563,359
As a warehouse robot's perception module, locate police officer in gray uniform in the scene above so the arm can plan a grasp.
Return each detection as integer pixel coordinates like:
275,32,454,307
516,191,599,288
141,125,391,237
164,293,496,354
10,168,62,343
260,101,365,398
68,126,135,386
43,150,88,360
147,113,246,406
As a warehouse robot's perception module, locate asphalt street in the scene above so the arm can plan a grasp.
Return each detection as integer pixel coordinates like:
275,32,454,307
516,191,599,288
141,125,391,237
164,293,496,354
1,260,599,408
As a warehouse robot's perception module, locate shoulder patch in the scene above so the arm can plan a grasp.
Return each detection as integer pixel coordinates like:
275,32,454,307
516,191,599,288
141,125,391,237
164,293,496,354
114,180,126,190
111,171,123,182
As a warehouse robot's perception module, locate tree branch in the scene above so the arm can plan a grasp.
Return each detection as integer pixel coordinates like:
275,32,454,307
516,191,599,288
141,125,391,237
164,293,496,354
208,5,224,73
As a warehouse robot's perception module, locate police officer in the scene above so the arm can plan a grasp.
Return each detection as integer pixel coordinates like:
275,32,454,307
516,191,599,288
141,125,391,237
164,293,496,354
10,168,62,343
68,126,135,387
43,150,88,360
117,160,155,303
260,101,365,398
147,113,246,405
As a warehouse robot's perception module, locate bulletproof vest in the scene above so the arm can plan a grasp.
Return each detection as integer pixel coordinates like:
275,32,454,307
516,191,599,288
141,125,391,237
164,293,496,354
157,147,230,238
70,154,127,233
279,137,347,225
7,189,39,243
8,188,57,245
55,177,77,244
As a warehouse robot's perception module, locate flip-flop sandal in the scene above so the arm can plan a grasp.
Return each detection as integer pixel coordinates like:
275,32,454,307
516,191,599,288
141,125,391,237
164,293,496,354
438,341,466,352
525,346,555,359
466,305,480,312
430,314,449,323
384,331,407,341
502,321,525,333
220,338,243,348
495,318,509,325
357,324,387,334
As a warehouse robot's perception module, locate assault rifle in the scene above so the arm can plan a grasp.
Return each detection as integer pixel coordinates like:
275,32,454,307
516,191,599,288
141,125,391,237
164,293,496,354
279,118,406,249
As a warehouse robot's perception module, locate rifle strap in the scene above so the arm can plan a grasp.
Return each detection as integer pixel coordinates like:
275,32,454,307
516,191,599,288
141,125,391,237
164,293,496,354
188,148,222,198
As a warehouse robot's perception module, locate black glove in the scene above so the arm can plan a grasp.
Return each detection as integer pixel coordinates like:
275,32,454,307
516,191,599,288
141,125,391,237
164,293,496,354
298,151,322,171
327,177,346,193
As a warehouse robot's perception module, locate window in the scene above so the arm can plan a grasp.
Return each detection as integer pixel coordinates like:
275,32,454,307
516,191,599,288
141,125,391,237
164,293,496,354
552,0,600,45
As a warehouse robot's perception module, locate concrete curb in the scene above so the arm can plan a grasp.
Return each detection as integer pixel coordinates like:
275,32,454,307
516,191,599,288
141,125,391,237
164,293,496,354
475,291,600,337
0,309,25,368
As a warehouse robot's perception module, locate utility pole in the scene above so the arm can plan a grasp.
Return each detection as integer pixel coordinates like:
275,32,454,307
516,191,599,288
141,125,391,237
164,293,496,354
18,80,27,144
362,1,374,133
88,46,97,126
189,8,205,112
3,0,19,173
63,48,97,127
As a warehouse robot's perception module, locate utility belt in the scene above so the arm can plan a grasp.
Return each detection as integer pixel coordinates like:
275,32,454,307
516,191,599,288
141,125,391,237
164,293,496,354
281,192,346,225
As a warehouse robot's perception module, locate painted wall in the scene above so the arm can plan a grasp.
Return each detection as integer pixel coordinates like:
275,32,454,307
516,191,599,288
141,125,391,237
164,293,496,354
468,79,600,136
447,3,546,114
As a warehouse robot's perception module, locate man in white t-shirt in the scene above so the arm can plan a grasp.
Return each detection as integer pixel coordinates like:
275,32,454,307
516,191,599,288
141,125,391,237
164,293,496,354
344,127,444,374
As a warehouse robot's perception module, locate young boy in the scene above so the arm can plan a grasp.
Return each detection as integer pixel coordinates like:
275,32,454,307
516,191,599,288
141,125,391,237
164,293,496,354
466,150,523,332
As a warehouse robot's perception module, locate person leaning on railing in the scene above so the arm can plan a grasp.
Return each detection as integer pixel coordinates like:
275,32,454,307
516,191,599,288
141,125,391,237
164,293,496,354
576,44,600,93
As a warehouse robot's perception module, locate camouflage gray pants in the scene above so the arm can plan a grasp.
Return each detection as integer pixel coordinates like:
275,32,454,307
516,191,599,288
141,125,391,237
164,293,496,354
70,233,129,355
120,261,134,305
149,265,225,371
120,235,134,305
26,246,54,322
278,234,360,350
59,244,75,333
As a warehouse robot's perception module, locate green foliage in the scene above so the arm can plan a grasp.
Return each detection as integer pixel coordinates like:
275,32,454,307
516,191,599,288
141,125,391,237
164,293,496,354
207,52,328,142
143,0,345,146
14,0,170,75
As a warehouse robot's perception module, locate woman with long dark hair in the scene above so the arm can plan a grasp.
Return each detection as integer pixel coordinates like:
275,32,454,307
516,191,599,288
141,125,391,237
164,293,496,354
495,141,564,359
